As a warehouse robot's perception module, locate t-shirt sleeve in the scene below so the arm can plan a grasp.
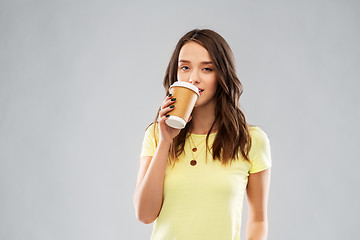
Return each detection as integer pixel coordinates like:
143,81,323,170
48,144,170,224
140,123,158,158
248,127,272,173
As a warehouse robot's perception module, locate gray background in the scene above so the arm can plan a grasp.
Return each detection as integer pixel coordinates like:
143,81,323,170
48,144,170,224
1,0,359,239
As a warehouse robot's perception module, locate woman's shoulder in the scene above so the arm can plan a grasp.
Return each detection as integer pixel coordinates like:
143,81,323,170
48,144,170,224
145,122,156,131
247,125,272,171
248,125,270,143
144,122,159,136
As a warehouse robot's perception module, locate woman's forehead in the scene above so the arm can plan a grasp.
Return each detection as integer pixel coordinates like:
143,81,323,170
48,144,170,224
178,42,212,63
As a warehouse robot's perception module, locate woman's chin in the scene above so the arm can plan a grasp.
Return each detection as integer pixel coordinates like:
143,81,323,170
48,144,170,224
194,102,204,108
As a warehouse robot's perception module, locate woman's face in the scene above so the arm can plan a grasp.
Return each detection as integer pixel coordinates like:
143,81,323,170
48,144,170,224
177,41,218,107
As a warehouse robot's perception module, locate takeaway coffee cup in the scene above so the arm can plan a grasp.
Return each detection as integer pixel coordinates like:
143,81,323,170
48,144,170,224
165,81,200,129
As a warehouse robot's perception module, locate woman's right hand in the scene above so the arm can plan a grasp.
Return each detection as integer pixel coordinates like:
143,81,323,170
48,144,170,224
157,94,185,143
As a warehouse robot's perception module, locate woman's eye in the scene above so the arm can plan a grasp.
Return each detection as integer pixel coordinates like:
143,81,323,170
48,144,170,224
180,66,190,70
204,68,213,71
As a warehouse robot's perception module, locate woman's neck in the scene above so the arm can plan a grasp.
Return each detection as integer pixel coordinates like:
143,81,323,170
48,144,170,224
189,101,218,135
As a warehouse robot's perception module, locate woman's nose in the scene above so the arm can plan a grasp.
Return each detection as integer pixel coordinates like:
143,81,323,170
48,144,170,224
189,72,200,84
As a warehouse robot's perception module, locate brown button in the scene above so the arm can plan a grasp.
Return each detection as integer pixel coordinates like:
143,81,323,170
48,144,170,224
192,147,197,152
190,160,197,166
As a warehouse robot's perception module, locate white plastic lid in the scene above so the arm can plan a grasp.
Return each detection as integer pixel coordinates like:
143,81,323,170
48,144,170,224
169,81,200,97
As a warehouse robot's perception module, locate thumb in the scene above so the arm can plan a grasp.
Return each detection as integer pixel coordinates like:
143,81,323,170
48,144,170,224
187,115,192,123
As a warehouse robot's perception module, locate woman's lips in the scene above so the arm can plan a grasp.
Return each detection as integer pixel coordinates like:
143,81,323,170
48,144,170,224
196,87,204,96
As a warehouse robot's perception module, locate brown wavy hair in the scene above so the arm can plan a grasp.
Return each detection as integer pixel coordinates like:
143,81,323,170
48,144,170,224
148,29,253,166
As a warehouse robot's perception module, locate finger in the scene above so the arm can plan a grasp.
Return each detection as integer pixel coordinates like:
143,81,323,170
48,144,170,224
158,112,171,124
161,96,176,109
165,93,173,99
160,98,176,115
162,94,173,104
159,104,175,118
157,111,170,122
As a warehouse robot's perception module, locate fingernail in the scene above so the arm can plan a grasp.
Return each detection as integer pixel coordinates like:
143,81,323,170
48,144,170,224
170,105,175,108
165,114,170,117
168,93,172,97
171,98,176,101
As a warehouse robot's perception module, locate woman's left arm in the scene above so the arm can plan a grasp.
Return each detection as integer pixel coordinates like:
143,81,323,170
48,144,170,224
245,168,271,240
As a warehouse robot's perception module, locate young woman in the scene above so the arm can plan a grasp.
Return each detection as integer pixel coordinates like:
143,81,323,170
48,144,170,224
133,29,272,240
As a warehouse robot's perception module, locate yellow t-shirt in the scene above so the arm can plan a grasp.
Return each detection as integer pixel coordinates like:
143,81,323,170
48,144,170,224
140,123,272,240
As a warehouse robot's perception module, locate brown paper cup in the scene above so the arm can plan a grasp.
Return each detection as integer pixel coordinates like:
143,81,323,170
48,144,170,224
165,81,200,129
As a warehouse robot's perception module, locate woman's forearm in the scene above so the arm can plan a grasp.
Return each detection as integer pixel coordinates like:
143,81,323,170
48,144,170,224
246,219,268,240
133,140,171,224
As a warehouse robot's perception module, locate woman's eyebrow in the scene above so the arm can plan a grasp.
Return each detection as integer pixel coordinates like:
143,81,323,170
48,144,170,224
179,59,213,64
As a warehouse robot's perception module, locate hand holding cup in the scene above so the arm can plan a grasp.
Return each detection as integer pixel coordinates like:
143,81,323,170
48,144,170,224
157,94,180,143
164,81,199,129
